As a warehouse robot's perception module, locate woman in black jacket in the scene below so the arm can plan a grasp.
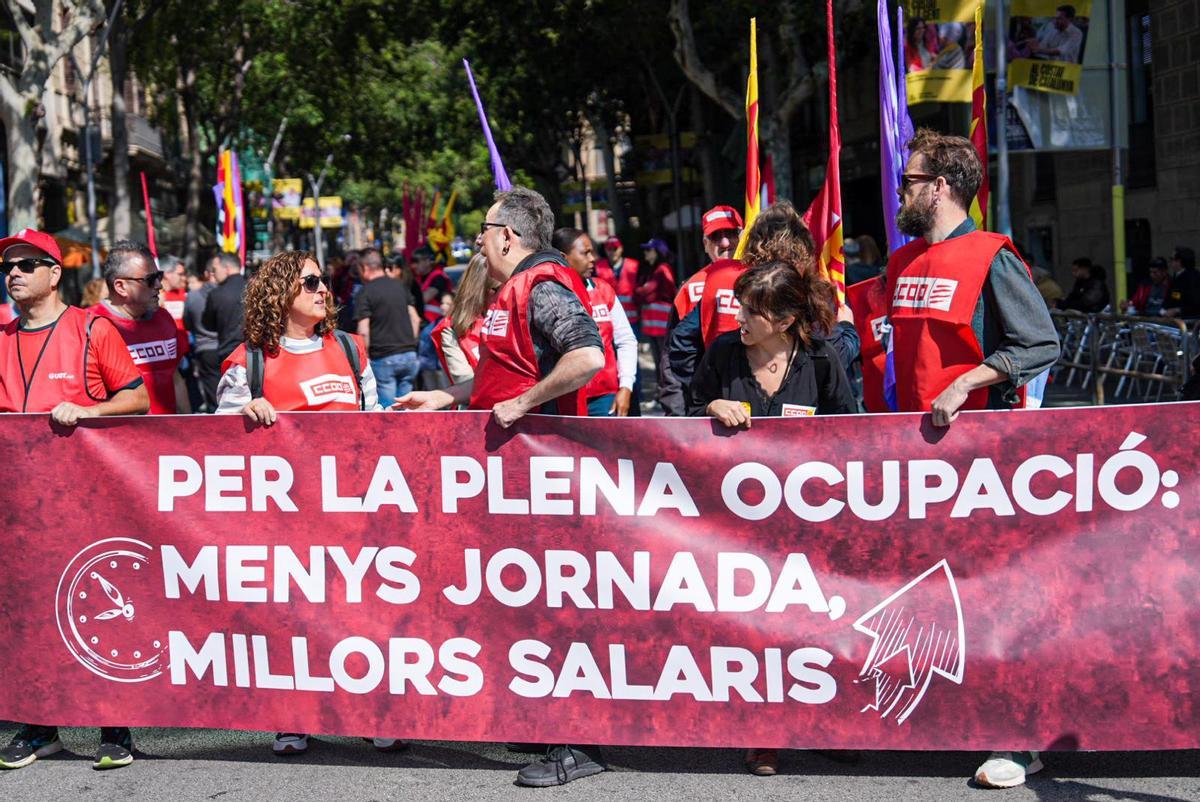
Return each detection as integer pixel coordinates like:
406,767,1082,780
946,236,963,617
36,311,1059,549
688,260,856,426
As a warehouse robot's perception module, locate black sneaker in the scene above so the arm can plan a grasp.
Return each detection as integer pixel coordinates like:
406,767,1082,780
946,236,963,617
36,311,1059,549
93,727,134,770
515,744,606,787
0,726,62,769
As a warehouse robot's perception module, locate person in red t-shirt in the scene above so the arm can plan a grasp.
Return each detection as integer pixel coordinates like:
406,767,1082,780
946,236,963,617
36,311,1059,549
0,229,147,773
159,254,188,331
91,241,190,414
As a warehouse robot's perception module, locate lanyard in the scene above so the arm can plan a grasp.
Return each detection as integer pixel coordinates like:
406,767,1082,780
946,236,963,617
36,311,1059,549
16,308,67,413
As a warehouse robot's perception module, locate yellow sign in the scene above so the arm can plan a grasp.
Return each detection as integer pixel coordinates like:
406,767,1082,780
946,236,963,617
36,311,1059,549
906,68,972,105
273,178,303,221
1007,59,1083,95
1011,0,1091,16
300,196,345,230
904,0,976,23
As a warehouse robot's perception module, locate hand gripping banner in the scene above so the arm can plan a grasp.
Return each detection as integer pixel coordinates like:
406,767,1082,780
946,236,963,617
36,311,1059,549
1,405,1197,750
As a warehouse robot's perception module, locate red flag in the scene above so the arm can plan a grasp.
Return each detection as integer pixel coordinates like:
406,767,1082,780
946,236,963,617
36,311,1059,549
140,172,157,259
968,1,989,230
802,0,846,303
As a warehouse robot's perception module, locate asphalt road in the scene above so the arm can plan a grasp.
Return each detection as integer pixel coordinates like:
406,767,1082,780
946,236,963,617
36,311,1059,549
1,726,1198,801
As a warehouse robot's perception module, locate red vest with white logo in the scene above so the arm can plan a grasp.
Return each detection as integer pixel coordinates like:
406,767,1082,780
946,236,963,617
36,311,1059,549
596,257,640,325
699,260,746,347
470,262,592,416
222,334,366,411
674,259,739,319
846,275,891,413
430,314,483,380
584,278,619,398
162,288,187,330
885,230,1028,413
90,304,183,414
0,306,102,412
418,267,451,323
637,263,676,338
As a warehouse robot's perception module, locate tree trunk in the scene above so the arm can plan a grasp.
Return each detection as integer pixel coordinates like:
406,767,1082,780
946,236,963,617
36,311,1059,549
762,118,794,204
109,13,131,242
180,66,204,269
592,116,627,236
3,100,41,231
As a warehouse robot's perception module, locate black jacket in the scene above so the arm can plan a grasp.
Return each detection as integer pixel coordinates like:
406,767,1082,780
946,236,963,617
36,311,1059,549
687,331,857,417
202,273,247,360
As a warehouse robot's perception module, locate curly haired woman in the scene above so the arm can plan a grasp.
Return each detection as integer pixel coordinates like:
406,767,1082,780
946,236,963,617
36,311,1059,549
215,250,380,423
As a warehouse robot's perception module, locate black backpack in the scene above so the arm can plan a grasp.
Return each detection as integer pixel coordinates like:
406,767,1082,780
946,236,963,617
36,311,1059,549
245,329,365,410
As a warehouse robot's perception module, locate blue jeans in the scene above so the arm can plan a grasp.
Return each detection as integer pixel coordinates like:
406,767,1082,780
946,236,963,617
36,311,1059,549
587,393,616,417
371,351,419,408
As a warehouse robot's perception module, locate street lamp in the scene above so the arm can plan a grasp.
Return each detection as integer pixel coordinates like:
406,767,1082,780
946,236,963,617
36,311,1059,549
305,134,350,272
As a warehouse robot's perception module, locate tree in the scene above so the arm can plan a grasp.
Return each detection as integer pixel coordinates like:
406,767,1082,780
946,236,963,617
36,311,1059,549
667,0,817,203
0,0,104,230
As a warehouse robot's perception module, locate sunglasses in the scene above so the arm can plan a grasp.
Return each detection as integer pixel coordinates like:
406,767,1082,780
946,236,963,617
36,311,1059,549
300,274,328,293
479,221,522,238
121,270,164,288
0,258,56,276
900,173,939,191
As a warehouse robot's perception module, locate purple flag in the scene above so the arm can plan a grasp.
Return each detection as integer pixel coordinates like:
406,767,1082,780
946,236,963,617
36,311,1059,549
879,0,913,256
463,59,512,191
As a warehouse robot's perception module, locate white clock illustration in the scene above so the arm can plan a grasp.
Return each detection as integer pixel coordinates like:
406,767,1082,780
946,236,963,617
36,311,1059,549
55,538,166,682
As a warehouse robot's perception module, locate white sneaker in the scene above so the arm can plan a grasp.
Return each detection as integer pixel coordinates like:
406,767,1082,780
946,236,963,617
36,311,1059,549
974,750,1043,788
272,733,309,755
371,738,407,752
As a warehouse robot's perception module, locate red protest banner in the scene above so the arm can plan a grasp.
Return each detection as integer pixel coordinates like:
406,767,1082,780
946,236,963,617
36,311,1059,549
0,405,1195,751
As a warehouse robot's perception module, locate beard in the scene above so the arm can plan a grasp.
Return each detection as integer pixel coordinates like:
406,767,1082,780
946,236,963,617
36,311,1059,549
896,197,935,237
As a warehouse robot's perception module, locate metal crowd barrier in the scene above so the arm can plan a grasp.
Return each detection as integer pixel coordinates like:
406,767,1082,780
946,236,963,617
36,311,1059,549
1050,311,1195,405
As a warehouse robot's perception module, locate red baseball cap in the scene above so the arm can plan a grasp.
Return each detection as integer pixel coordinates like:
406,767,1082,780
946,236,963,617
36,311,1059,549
702,206,743,237
604,236,622,249
0,228,63,264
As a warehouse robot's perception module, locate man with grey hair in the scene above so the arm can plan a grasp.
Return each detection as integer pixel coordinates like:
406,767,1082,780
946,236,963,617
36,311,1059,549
397,185,604,430
202,251,247,364
159,254,188,329
91,240,190,413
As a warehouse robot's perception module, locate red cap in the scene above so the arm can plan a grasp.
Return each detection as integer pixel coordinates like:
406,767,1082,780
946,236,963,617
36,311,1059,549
0,228,63,264
701,206,743,237
604,236,622,249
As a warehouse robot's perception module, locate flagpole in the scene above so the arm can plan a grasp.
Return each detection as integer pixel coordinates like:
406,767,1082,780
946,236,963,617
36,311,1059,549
994,0,1012,237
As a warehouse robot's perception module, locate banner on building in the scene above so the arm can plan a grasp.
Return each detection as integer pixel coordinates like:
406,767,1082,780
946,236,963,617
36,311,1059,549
902,3,978,105
273,179,304,222
1006,1,1092,95
1,407,1197,749
300,196,345,230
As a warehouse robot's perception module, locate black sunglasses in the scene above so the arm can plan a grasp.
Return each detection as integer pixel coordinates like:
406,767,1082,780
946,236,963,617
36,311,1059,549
900,173,939,191
121,270,165,288
300,274,328,293
0,258,56,276
479,221,522,238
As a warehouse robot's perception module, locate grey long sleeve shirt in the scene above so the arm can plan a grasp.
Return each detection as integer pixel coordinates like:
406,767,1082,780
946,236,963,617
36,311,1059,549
948,219,1061,407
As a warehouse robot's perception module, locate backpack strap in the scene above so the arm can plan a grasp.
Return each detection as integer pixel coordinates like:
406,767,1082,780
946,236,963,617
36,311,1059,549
246,346,265,400
332,329,365,410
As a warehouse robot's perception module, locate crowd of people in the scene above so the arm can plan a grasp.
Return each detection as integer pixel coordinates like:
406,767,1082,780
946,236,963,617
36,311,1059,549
2,127,1194,789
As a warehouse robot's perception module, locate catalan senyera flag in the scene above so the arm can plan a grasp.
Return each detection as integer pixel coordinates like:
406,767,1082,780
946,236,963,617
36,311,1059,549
427,189,458,264
733,18,760,261
968,0,989,230
213,150,245,266
802,0,845,302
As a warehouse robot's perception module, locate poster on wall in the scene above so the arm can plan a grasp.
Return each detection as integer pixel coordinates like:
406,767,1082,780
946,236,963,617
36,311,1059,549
903,2,977,104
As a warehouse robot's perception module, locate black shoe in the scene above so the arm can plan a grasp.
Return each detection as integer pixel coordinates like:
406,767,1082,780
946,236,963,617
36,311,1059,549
94,727,133,770
515,744,606,787
0,725,62,770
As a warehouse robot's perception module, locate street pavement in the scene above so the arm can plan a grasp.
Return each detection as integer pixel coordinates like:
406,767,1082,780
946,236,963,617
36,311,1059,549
1,726,1198,801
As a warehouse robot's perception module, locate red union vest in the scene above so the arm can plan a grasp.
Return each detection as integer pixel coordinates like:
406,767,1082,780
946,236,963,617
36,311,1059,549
90,304,184,414
597,257,640,325
222,334,367,412
431,314,483,380
584,278,619,398
0,306,103,412
699,260,746,347
470,261,592,416
885,230,1028,413
161,288,187,330
418,267,451,323
846,275,891,413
